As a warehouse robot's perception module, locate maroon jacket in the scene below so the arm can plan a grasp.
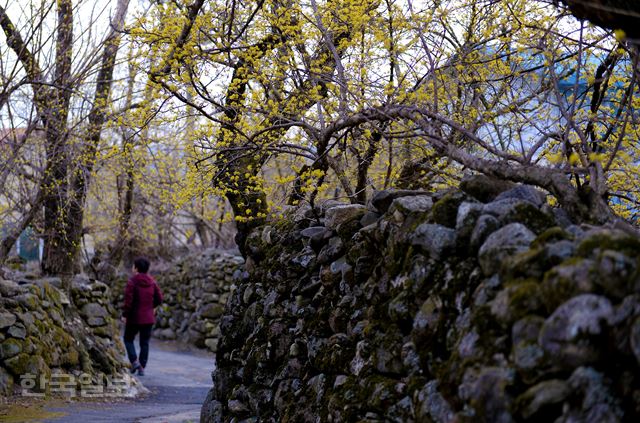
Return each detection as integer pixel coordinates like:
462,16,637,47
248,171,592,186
123,273,163,325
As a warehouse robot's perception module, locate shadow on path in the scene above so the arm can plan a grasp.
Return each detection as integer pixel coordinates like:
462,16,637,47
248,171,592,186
43,340,215,423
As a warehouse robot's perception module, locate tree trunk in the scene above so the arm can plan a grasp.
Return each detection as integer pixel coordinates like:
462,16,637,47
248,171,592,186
41,0,74,275
42,0,130,274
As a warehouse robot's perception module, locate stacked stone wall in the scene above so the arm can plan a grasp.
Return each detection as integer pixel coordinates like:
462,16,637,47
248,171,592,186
152,250,244,353
202,176,640,422
0,273,140,397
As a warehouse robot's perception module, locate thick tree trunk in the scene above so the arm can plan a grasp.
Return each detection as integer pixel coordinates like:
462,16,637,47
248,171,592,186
41,0,74,275
42,0,130,274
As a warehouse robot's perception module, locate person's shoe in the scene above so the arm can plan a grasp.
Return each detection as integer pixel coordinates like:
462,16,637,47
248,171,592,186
130,361,141,374
138,367,145,376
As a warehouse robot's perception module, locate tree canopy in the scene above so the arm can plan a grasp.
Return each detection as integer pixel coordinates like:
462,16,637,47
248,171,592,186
1,0,640,267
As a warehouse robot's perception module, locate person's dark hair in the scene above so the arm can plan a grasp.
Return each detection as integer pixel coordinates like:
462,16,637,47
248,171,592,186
133,257,150,273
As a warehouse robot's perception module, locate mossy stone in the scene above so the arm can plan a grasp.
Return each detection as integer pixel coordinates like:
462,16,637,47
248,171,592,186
0,338,23,359
505,238,575,281
459,174,515,202
592,249,639,299
504,247,547,280
577,229,640,258
541,258,597,312
336,216,362,240
430,192,467,228
502,202,555,234
506,280,545,322
490,282,545,331
13,293,39,310
0,311,17,329
4,353,35,375
531,226,573,249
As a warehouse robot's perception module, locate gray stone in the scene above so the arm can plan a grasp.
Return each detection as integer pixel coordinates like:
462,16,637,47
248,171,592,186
325,205,367,230
458,330,480,359
159,328,177,340
200,303,225,319
388,396,414,422
459,174,515,202
307,373,327,403
413,297,442,340
243,285,255,304
86,316,106,327
301,226,326,238
472,275,502,306
563,367,623,421
513,342,545,374
13,293,38,309
541,259,597,311
0,366,13,396
58,292,71,306
0,312,17,329
400,342,421,373
388,291,411,323
489,282,543,324
458,366,515,423
470,214,500,251
205,338,219,352
370,189,431,213
0,279,23,297
7,324,26,339
478,223,535,275
319,199,347,212
596,249,638,299
545,240,576,262
317,237,344,265
512,316,544,345
81,303,109,319
456,201,483,237
539,294,613,368
550,207,573,228
261,226,274,244
291,247,316,269
516,379,569,419
360,211,380,227
482,198,532,218
228,399,249,414
72,274,92,288
200,393,223,423
35,277,63,289
0,338,23,359
410,223,456,259
494,185,546,207
390,195,433,215
288,204,312,223
373,346,402,374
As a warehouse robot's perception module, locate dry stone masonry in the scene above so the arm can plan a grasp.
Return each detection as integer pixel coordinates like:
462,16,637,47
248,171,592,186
0,272,140,397
152,250,244,353
201,175,640,422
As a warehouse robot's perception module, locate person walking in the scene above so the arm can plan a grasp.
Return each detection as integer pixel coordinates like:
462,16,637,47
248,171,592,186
122,257,163,376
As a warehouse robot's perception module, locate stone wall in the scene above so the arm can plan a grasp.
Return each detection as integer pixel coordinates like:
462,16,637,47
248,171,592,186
0,272,141,397
201,176,640,422
152,249,244,353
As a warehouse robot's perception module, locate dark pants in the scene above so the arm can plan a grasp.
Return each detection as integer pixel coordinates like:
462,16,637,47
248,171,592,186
124,323,153,368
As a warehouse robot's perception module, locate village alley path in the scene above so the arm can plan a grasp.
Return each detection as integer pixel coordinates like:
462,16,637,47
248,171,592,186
42,340,214,423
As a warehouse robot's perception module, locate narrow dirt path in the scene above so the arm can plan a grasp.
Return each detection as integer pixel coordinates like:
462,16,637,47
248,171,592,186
42,340,215,423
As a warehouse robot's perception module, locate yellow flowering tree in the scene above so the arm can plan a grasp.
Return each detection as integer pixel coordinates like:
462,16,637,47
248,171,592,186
132,0,640,255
